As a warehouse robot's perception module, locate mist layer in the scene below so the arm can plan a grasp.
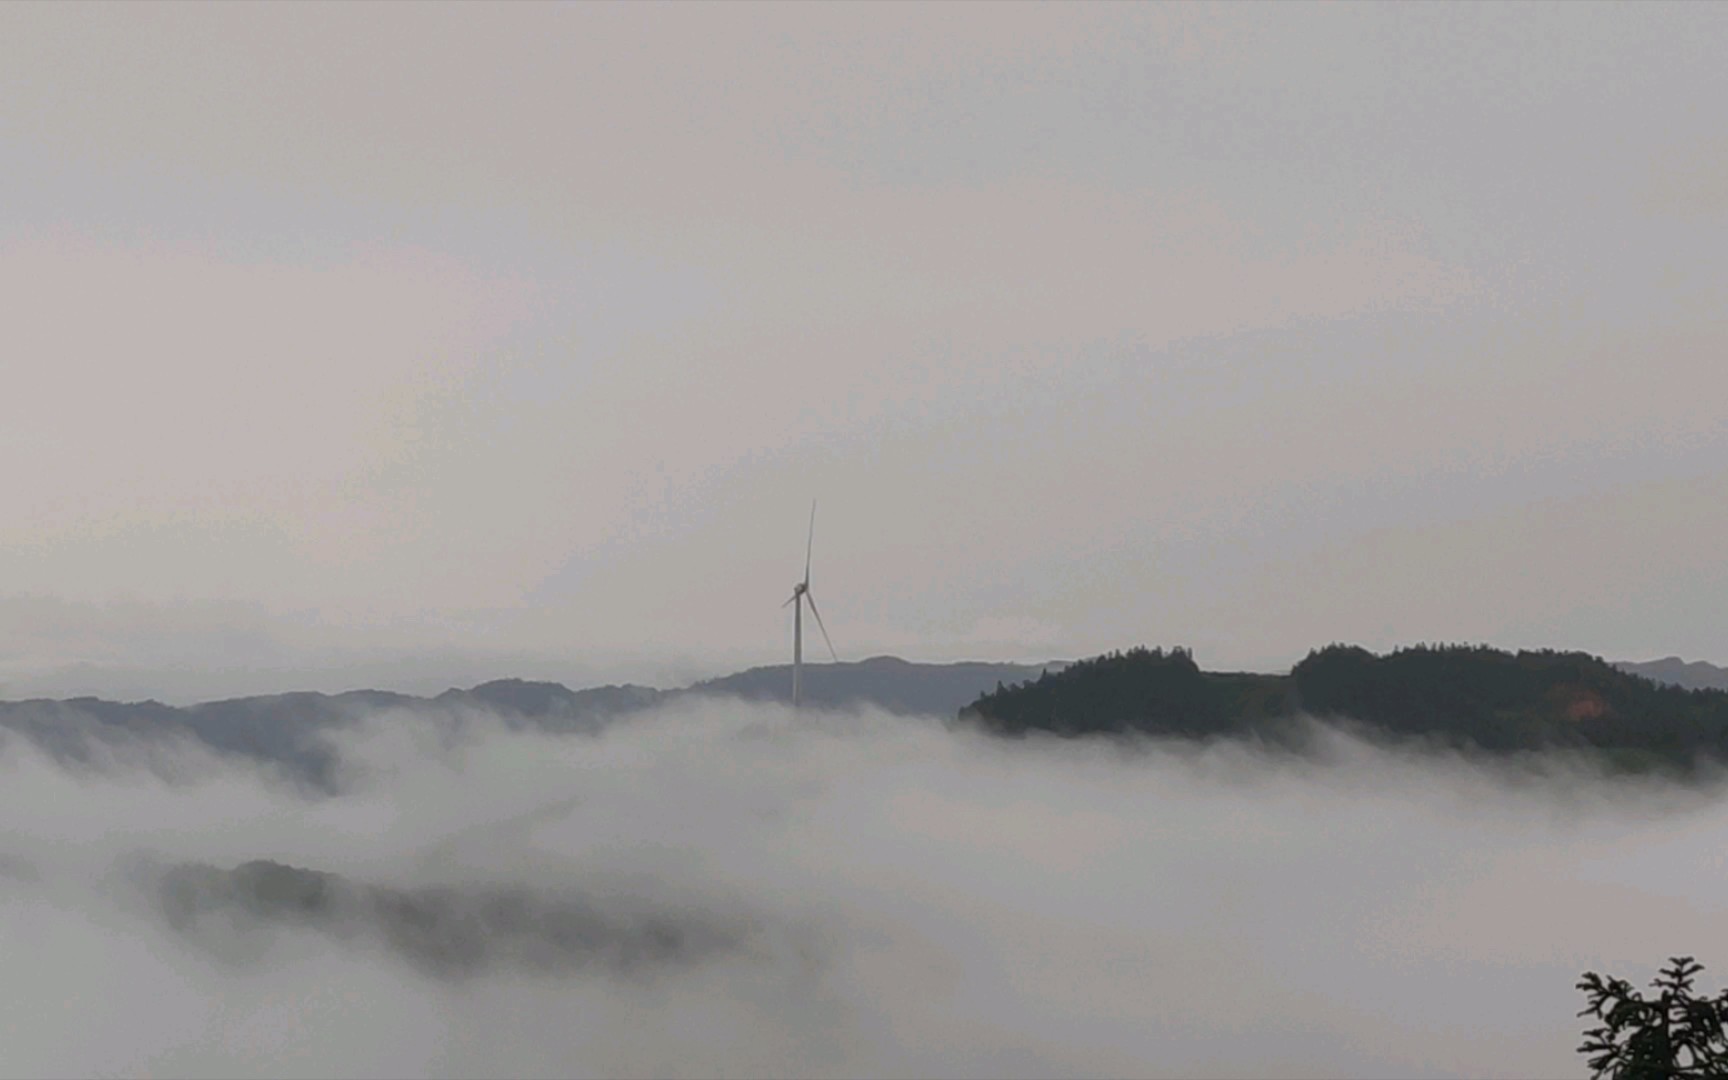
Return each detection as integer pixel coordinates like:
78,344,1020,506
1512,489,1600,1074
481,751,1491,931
3,700,1725,1078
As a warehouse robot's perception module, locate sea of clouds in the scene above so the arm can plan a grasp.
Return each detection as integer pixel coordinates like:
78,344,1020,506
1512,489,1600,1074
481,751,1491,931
4,698,1727,1078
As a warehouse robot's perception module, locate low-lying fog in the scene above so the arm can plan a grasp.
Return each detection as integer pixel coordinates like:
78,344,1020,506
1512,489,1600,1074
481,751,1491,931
4,699,1726,1079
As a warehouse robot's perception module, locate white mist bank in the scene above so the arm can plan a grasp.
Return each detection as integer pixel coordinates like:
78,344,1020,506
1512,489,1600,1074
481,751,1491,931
3,700,1727,1079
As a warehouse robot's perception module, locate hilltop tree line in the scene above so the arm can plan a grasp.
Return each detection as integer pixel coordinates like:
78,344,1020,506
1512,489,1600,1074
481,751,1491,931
963,643,1728,772
966,647,1225,738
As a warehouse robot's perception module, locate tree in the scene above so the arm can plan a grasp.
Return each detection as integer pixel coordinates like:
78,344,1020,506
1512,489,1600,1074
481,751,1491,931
1577,957,1728,1078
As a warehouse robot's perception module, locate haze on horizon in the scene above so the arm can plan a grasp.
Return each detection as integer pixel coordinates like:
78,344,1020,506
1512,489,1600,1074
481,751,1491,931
3,2,1726,702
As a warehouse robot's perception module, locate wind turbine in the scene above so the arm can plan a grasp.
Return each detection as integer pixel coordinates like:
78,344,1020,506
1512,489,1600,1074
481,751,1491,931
784,499,837,709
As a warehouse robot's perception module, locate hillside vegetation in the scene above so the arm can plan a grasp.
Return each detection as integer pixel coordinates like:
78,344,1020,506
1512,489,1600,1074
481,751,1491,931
963,644,1728,771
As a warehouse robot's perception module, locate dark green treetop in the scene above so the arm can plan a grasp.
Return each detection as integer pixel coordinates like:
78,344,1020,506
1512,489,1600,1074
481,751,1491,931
1578,957,1728,1078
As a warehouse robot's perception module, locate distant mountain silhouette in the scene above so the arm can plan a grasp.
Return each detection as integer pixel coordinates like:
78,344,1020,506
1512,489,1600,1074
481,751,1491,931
435,679,662,733
0,657,1063,784
1615,657,1728,693
689,656,1065,717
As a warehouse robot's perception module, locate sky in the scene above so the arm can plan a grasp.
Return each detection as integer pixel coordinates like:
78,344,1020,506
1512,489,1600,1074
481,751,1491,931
6,698,1728,1078
2,3,1726,701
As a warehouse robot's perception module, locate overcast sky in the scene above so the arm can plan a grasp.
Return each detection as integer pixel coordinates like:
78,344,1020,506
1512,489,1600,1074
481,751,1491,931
2,3,1725,700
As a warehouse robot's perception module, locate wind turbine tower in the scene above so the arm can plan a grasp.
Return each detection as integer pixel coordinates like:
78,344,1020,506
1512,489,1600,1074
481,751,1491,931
784,500,838,708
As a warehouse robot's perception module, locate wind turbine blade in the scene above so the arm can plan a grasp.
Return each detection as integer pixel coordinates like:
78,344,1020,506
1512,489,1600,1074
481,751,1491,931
783,592,798,608
804,499,817,586
804,592,838,662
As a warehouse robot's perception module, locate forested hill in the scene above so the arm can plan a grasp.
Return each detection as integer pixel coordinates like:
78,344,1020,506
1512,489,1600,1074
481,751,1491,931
962,645,1728,770
961,647,1291,739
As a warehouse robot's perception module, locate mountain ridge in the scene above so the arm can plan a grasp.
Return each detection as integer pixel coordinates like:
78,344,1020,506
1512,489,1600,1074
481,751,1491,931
11,650,1727,785
0,657,1065,786
1613,657,1728,693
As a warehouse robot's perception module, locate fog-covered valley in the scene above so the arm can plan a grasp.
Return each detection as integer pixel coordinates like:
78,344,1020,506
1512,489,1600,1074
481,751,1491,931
5,698,1726,1078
